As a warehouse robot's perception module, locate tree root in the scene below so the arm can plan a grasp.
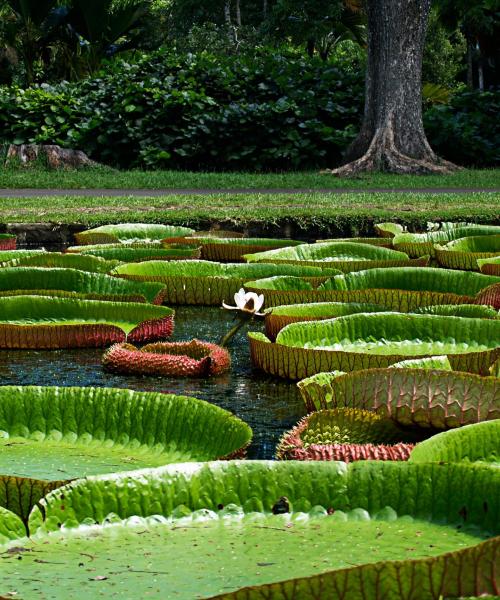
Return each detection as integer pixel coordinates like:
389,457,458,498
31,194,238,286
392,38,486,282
322,118,460,176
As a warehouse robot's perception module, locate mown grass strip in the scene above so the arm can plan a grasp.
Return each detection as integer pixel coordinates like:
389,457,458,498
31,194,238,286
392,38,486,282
0,193,498,230
0,167,499,190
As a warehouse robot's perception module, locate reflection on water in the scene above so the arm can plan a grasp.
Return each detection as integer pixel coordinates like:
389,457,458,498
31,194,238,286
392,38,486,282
0,307,305,459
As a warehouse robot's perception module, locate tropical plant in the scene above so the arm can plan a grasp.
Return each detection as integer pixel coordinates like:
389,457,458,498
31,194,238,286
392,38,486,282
276,408,416,461
249,312,500,379
245,267,500,309
393,224,500,257
112,260,340,305
297,365,499,422
243,241,427,272
74,223,195,245
0,251,118,273
169,237,302,262
0,385,252,523
103,339,231,377
264,300,391,339
1,461,498,598
409,420,500,466
435,234,500,270
0,234,16,250
0,295,174,348
66,243,201,262
478,255,500,276
0,266,167,303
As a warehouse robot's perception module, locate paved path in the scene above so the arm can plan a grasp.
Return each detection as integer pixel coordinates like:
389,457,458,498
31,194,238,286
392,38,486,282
0,187,498,197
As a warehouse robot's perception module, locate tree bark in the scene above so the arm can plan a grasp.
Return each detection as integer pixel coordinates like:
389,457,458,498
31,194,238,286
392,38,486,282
326,0,458,175
235,0,242,27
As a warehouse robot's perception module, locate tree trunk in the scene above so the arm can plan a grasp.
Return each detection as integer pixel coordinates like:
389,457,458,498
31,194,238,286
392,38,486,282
326,0,458,175
235,0,242,27
263,0,267,19
477,41,484,91
466,36,474,89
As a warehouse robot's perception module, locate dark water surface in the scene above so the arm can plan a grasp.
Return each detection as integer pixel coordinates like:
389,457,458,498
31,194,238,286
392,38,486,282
0,307,305,459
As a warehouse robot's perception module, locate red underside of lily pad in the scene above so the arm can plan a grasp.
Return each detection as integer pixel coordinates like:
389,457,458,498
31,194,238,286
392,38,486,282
102,339,231,377
280,441,415,462
0,237,16,251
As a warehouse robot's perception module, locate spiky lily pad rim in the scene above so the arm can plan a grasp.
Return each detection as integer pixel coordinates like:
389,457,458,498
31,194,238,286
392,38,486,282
102,339,231,377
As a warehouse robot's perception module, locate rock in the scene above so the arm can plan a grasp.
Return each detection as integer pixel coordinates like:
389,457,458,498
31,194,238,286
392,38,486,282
5,144,100,170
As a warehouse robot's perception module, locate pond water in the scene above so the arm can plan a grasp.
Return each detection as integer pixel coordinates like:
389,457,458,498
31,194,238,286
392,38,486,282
0,306,305,459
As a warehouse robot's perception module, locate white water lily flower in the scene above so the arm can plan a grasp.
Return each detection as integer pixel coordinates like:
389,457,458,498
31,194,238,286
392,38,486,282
222,288,265,316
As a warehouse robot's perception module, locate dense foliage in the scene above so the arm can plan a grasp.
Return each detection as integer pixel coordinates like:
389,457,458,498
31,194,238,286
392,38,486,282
0,50,364,170
424,89,500,167
1,49,498,170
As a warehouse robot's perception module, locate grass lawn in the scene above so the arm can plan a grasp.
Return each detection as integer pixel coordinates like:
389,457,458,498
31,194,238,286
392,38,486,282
0,167,499,190
0,192,498,232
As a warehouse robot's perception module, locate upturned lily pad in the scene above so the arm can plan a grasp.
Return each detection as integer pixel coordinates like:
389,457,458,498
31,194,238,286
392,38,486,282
112,260,341,305
478,255,500,276
66,242,201,262
393,225,500,257
435,235,500,270
167,237,302,262
244,241,427,272
409,420,500,466
297,366,499,425
413,304,499,319
276,408,415,462
0,234,16,250
74,223,195,245
245,268,500,310
375,222,405,237
264,301,391,339
318,237,394,248
0,386,252,523
0,461,497,599
0,251,118,273
0,296,174,348
249,313,500,379
103,340,231,377
0,266,167,304
0,249,47,265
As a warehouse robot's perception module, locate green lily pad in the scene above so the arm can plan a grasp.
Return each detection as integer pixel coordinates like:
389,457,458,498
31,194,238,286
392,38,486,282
0,386,252,523
264,301,391,339
0,249,47,265
0,296,174,348
0,267,167,304
394,225,500,257
410,420,500,466
0,461,497,599
75,223,195,245
250,313,500,379
113,260,341,305
297,366,499,426
244,241,426,273
478,255,500,276
0,251,118,273
67,242,201,262
245,268,500,310
435,235,500,270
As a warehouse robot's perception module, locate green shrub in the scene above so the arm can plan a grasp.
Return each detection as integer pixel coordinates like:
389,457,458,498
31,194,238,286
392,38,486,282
0,50,364,170
424,89,500,167
0,49,498,170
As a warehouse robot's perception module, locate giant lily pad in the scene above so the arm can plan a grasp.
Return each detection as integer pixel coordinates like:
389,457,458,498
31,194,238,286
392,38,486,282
0,249,46,265
435,235,500,270
264,301,391,340
0,386,251,523
375,222,405,237
245,267,500,309
66,242,201,262
112,260,340,305
276,408,416,462
167,237,302,262
409,420,500,466
249,313,500,379
478,255,500,276
0,234,16,250
103,340,231,377
0,251,118,273
0,295,174,348
0,267,167,304
318,237,394,248
74,223,195,245
297,366,499,425
244,241,427,272
393,225,500,257
0,461,497,599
